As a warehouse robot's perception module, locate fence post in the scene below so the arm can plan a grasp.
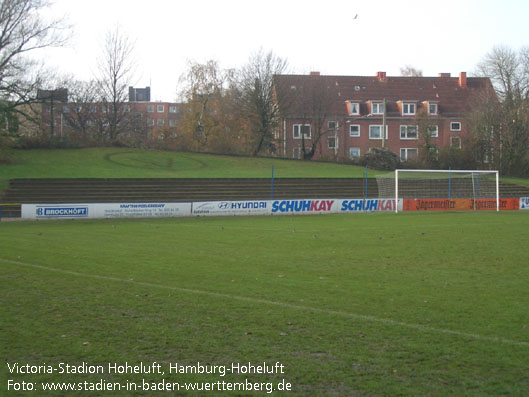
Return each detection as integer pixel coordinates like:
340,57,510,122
271,166,275,201
448,166,452,199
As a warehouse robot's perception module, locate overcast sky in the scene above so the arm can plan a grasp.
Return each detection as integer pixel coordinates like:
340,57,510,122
40,0,529,102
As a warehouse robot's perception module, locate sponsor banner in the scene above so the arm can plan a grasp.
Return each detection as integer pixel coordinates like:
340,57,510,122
193,198,403,216
270,198,402,215
22,203,191,220
403,198,519,211
520,197,529,210
192,200,271,216
339,199,402,213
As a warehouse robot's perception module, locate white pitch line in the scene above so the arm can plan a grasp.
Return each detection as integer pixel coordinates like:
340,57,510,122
1,257,528,348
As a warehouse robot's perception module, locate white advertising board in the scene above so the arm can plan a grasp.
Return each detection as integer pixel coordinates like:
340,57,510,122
520,197,529,210
192,198,403,216
20,198,403,220
21,203,192,220
192,200,271,216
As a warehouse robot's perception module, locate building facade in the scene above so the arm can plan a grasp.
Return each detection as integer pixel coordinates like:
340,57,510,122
274,72,495,161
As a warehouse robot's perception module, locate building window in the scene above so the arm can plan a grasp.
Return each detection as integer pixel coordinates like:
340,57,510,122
349,147,360,158
400,125,418,140
293,124,311,139
147,105,154,113
328,121,338,130
428,103,438,115
123,105,130,112
157,119,164,127
327,135,337,149
89,106,97,113
402,103,416,115
400,148,418,161
147,119,154,126
371,102,384,115
369,125,388,140
157,105,165,113
428,125,439,138
349,125,360,137
450,122,461,131
169,119,177,127
169,106,179,113
450,136,461,148
293,146,311,159
348,102,360,115
62,106,69,113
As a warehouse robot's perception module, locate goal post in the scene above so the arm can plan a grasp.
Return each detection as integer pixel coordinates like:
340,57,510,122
375,169,500,213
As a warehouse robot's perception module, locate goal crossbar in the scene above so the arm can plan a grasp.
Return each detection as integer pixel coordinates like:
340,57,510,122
393,169,500,213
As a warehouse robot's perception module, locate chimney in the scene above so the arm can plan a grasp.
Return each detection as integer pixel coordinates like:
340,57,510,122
376,71,387,81
310,71,320,76
438,73,451,78
459,72,467,88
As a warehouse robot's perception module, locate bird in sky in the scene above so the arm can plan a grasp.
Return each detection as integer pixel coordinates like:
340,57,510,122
353,14,358,19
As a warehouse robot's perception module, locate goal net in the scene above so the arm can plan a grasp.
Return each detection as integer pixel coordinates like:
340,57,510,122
376,169,500,212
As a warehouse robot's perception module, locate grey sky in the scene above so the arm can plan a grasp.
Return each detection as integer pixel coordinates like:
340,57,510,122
40,0,529,102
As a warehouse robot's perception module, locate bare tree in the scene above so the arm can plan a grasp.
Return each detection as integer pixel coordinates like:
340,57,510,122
0,0,67,102
238,49,288,156
60,78,99,141
96,26,136,142
296,75,336,160
0,0,67,158
472,45,529,175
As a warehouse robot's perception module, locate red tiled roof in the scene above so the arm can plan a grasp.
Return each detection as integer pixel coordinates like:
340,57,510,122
274,73,495,118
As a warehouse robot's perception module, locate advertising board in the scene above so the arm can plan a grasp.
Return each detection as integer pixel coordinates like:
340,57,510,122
21,203,192,220
403,198,519,211
192,201,271,216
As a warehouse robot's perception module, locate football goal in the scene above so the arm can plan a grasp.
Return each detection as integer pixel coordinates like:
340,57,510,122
376,169,500,213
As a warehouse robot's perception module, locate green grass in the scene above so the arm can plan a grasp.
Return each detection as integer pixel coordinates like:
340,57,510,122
0,148,375,192
2,212,529,395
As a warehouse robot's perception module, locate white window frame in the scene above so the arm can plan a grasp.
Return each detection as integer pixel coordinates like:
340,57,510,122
293,124,312,139
349,147,361,158
400,125,418,140
123,105,130,113
147,105,154,113
327,135,338,150
400,148,418,161
369,124,388,140
169,106,178,113
147,119,154,126
371,102,384,115
348,102,360,116
450,136,461,148
402,103,416,116
450,121,461,131
157,119,164,127
157,105,165,113
169,119,177,127
428,125,439,138
293,146,311,159
328,121,338,130
428,103,438,115
349,124,360,137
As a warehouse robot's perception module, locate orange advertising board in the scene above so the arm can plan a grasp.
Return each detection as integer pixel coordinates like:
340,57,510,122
403,198,519,211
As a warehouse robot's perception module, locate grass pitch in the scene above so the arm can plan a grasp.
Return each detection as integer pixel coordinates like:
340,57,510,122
1,212,529,395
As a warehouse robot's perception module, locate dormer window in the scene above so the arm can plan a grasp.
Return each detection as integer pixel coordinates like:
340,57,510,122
402,102,416,115
428,103,438,115
371,102,384,115
348,101,360,116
